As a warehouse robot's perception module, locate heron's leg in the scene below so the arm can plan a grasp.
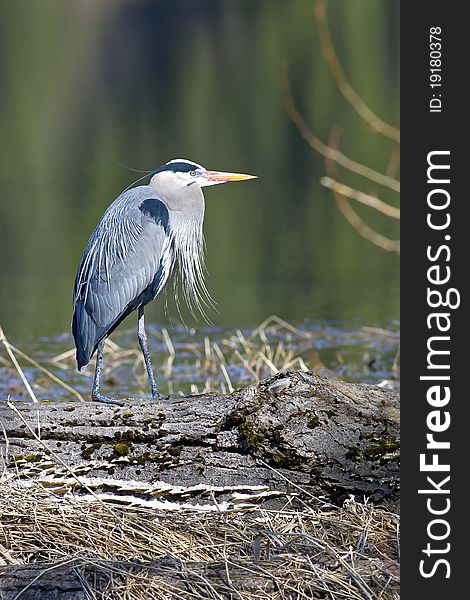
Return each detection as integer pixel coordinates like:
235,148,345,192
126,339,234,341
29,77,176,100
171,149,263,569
91,339,124,406
137,307,160,398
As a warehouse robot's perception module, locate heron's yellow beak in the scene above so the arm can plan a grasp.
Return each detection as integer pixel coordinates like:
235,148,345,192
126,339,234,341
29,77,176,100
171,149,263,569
201,170,257,186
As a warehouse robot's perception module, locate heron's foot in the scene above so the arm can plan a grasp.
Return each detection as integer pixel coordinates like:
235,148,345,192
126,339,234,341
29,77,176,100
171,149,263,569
150,384,167,400
152,392,170,401
92,391,125,407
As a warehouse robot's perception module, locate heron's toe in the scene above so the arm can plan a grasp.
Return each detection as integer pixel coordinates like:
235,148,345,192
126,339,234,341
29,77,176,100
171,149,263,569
152,393,170,401
91,392,125,407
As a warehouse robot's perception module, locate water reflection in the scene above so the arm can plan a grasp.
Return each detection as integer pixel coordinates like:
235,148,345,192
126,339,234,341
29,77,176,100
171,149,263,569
0,0,399,347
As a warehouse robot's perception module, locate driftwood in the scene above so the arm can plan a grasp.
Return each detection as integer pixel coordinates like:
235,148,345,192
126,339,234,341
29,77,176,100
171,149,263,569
0,370,399,508
0,551,398,600
0,557,331,599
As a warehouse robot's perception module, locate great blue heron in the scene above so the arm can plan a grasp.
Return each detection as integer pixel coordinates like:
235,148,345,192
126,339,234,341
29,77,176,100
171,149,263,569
72,158,256,405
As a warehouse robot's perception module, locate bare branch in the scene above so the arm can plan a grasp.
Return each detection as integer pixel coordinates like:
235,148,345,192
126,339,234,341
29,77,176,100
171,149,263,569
283,66,400,194
315,0,400,143
324,130,400,255
386,147,400,178
320,177,400,219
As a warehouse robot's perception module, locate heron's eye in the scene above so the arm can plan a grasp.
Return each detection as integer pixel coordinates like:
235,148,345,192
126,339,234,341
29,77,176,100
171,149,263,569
189,170,196,177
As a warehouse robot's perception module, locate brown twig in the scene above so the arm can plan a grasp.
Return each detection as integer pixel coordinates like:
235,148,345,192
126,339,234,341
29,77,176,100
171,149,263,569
315,0,400,143
325,129,400,254
283,66,400,194
386,147,401,178
321,177,400,219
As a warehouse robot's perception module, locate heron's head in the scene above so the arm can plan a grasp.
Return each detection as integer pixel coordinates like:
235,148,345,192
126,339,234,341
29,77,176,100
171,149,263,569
150,158,256,192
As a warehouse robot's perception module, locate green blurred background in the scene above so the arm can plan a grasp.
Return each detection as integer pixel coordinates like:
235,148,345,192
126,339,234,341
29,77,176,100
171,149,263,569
0,0,399,345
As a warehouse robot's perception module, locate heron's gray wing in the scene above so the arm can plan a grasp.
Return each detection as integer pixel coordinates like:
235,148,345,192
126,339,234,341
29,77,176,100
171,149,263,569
73,193,173,369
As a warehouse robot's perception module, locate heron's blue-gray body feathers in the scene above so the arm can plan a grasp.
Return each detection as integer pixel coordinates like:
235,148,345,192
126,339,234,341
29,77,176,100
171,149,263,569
72,183,207,370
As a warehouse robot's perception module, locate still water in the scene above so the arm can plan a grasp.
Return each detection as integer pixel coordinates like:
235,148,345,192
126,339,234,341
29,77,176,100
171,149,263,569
0,1,399,383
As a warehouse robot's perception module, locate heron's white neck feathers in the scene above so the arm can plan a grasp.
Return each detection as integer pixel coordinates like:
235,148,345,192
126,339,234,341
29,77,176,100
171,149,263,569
169,214,215,321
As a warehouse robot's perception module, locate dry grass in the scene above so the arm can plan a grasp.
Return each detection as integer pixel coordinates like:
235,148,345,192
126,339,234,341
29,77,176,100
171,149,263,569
1,316,399,402
46,315,399,398
49,315,315,397
0,474,399,599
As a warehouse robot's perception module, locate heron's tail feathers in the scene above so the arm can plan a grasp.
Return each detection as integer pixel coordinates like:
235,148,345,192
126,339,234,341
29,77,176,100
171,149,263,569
72,301,106,371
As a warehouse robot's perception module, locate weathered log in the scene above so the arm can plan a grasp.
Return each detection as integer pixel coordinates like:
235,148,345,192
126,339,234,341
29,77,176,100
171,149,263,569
0,371,399,508
0,554,367,600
